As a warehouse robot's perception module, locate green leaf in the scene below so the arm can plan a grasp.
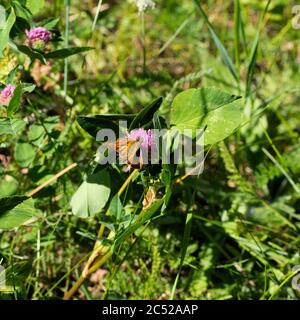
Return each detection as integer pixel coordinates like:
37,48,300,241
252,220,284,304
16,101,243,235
77,114,136,139
41,17,60,29
21,82,36,93
160,164,174,212
7,85,22,116
28,117,58,147
44,47,93,59
7,65,20,83
26,0,45,14
93,114,137,121
28,124,45,147
12,1,32,24
15,44,46,63
70,169,111,218
129,97,163,130
170,87,241,131
77,116,122,139
0,176,19,197
0,195,28,212
0,118,26,135
97,214,117,232
0,8,16,58
0,198,39,230
170,87,244,145
14,143,36,167
107,194,123,221
202,99,245,145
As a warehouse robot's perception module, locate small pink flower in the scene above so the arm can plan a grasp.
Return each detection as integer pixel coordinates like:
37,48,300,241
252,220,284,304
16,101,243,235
125,128,156,168
127,128,154,150
25,27,52,49
0,84,16,106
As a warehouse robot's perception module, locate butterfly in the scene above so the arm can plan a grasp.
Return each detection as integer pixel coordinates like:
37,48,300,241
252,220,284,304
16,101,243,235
104,136,144,169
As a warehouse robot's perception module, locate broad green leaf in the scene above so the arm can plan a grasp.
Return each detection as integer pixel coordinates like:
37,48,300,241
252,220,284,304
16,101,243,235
0,118,26,135
28,124,45,146
44,47,93,59
0,9,16,58
14,143,36,167
7,85,22,116
28,117,58,146
0,176,19,197
129,97,163,130
0,198,39,230
202,99,245,145
70,170,111,218
170,87,241,131
26,0,45,14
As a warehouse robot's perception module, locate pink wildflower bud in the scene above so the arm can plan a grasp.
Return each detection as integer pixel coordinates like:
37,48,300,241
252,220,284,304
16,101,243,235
127,128,154,151
25,27,52,49
126,128,157,168
0,84,16,106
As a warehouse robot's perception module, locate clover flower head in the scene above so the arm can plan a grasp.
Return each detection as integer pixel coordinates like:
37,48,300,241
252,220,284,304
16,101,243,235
127,128,154,150
135,0,156,13
25,27,52,49
0,84,16,106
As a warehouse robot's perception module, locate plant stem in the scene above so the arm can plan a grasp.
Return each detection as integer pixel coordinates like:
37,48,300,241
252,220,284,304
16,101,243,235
86,249,112,276
27,163,78,197
141,12,146,74
34,227,41,295
63,249,112,300
91,0,103,33
64,0,70,98
118,169,139,197
63,169,139,299
63,274,86,300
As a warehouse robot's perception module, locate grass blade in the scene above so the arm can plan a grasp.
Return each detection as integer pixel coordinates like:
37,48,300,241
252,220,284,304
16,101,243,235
0,8,16,58
246,0,271,96
234,0,241,89
262,147,300,194
91,0,103,33
156,17,191,57
64,0,70,98
193,0,238,82
170,211,193,300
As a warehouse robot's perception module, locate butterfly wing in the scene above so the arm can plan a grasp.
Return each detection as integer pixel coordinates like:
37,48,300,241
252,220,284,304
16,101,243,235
103,137,143,168
127,139,143,168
